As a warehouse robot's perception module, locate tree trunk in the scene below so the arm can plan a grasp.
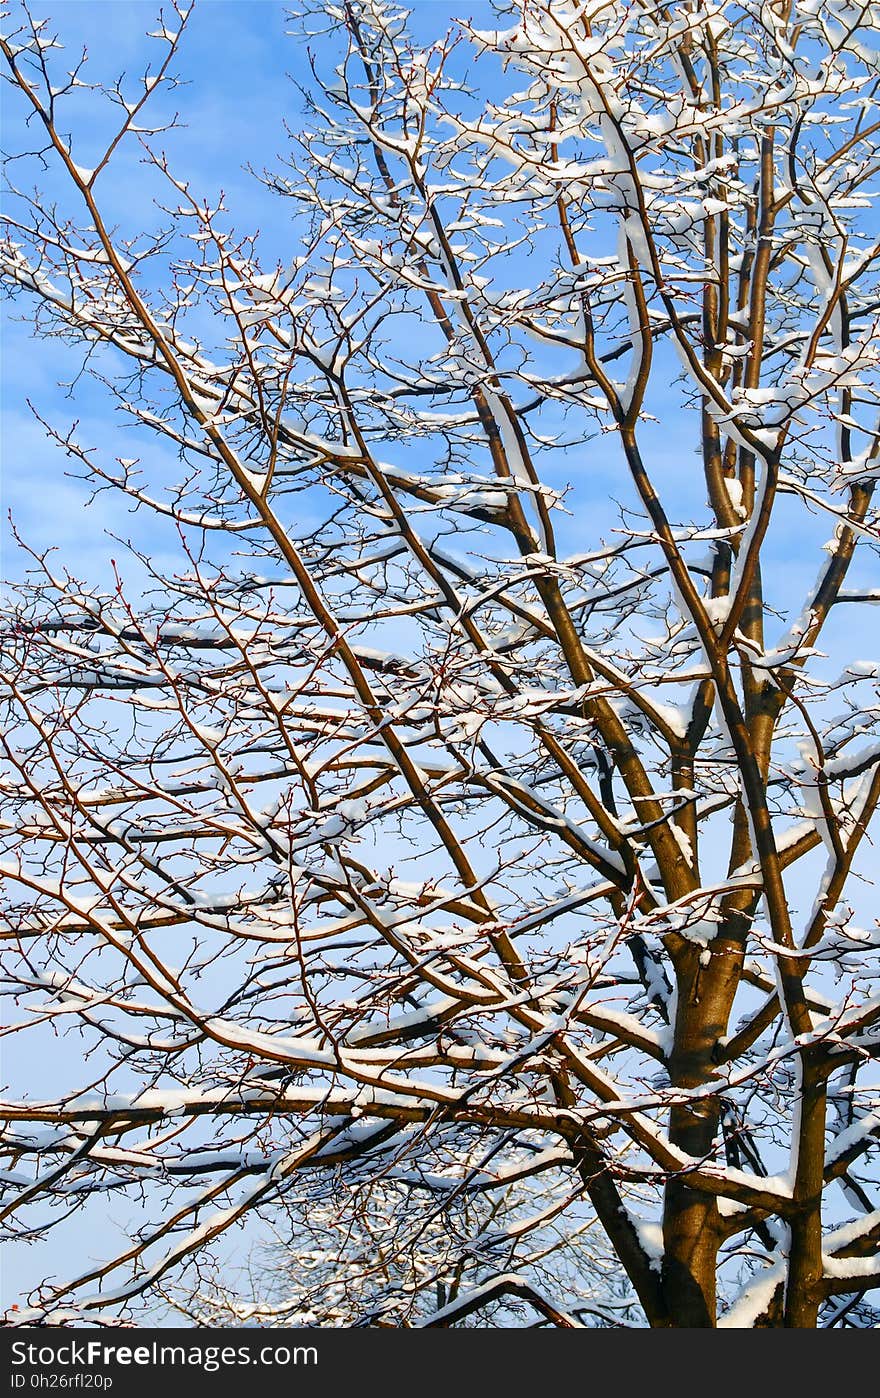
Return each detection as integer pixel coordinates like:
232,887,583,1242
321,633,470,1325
660,942,742,1326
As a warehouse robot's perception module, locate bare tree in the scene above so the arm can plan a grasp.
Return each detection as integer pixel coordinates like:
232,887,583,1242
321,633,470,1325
2,0,880,1329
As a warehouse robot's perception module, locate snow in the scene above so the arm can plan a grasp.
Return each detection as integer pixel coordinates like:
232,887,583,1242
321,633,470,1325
822,1252,880,1280
703,594,732,627
648,701,690,740
719,1261,784,1328
415,1272,583,1328
669,822,694,865
826,1114,880,1167
723,476,746,517
633,1217,664,1273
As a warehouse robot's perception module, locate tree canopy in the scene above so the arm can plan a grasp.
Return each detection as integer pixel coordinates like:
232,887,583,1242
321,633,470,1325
2,0,879,1328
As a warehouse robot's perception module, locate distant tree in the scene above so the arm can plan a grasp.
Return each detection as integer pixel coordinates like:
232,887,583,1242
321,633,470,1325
2,0,879,1328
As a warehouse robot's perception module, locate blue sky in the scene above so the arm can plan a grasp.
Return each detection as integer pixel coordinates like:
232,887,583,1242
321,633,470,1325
2,0,876,1318
2,0,525,1316
1,0,299,1314
3,1,297,583
2,0,851,606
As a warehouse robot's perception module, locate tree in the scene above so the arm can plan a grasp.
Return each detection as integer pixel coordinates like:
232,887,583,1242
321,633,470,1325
2,0,880,1330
